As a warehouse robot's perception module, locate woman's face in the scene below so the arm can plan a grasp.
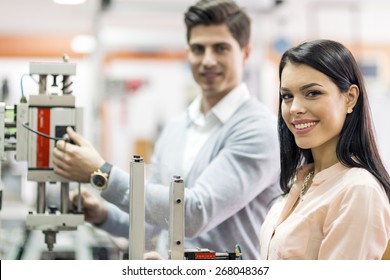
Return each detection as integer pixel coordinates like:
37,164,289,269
280,63,349,154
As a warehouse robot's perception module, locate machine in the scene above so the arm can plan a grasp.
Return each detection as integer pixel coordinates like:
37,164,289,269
0,55,84,252
128,156,242,260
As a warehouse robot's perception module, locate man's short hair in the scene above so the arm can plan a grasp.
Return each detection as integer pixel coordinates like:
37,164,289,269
184,0,251,48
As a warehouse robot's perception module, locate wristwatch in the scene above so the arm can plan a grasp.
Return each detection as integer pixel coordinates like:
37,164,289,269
90,162,112,190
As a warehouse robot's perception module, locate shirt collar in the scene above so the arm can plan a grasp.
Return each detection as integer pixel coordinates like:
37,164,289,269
187,83,250,125
295,161,347,186
187,95,204,126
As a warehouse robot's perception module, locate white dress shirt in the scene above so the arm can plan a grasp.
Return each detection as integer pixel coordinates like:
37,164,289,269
182,83,250,177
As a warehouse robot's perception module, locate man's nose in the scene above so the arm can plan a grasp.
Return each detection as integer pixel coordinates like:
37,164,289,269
202,48,217,67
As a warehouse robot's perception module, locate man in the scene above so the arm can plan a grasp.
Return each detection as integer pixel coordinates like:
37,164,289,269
53,0,280,259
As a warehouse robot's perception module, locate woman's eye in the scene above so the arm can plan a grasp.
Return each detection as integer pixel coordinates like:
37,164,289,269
307,90,321,97
281,93,293,100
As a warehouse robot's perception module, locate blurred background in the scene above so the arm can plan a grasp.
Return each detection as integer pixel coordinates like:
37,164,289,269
0,0,389,259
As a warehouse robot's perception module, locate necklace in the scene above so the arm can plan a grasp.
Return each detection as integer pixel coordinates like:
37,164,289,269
300,171,314,202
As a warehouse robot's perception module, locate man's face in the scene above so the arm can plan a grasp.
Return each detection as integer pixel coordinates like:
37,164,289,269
187,24,250,102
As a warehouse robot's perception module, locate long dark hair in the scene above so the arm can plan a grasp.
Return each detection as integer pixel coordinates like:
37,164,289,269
278,39,390,201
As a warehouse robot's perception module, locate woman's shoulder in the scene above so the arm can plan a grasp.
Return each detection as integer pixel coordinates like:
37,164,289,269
341,166,380,185
338,166,387,199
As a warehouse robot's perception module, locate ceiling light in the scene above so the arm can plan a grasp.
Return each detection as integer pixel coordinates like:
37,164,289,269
53,0,87,5
71,35,97,54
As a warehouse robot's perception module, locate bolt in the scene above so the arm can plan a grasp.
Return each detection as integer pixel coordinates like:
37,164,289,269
133,155,143,163
63,54,70,63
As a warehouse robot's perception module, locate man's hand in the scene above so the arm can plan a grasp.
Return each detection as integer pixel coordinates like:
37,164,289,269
144,251,165,260
70,188,108,225
53,127,105,183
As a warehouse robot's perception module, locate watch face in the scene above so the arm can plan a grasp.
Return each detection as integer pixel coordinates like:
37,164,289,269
92,174,106,188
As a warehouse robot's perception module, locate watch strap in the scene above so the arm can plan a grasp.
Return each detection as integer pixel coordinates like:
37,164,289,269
99,162,113,177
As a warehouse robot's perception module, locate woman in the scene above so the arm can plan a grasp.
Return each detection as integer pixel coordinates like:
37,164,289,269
260,39,390,259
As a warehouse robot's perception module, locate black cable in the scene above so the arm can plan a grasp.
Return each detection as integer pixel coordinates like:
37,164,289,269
20,122,64,141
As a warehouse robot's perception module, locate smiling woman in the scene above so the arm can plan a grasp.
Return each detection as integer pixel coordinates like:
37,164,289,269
280,63,354,150
259,39,390,260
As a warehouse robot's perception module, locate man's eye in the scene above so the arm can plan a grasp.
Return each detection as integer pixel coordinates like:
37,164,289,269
215,45,227,53
191,45,204,54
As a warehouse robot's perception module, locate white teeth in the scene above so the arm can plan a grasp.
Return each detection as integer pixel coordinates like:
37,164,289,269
295,122,316,130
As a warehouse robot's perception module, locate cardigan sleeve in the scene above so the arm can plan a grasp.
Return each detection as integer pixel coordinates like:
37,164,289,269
101,103,280,238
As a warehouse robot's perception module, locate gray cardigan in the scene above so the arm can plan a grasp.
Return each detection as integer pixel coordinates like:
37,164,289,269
99,98,281,259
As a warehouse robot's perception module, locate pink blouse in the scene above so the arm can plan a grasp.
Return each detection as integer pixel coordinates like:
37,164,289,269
260,162,390,259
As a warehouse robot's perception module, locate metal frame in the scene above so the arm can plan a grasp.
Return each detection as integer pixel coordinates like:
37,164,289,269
169,175,184,260
128,155,145,259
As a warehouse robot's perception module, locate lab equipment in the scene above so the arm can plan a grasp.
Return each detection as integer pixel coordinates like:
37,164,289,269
169,175,184,260
125,157,240,260
0,55,84,252
128,155,145,260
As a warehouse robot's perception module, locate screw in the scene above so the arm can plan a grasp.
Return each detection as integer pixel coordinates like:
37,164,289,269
133,155,143,162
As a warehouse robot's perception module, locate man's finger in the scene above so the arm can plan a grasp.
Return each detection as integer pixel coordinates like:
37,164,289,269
55,140,79,157
67,126,88,147
55,140,66,152
53,166,70,178
52,148,71,168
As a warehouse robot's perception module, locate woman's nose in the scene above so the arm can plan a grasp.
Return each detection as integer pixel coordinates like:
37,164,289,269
289,97,306,115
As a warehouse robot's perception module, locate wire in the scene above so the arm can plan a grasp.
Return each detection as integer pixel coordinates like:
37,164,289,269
20,74,38,98
20,122,64,141
235,244,243,260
